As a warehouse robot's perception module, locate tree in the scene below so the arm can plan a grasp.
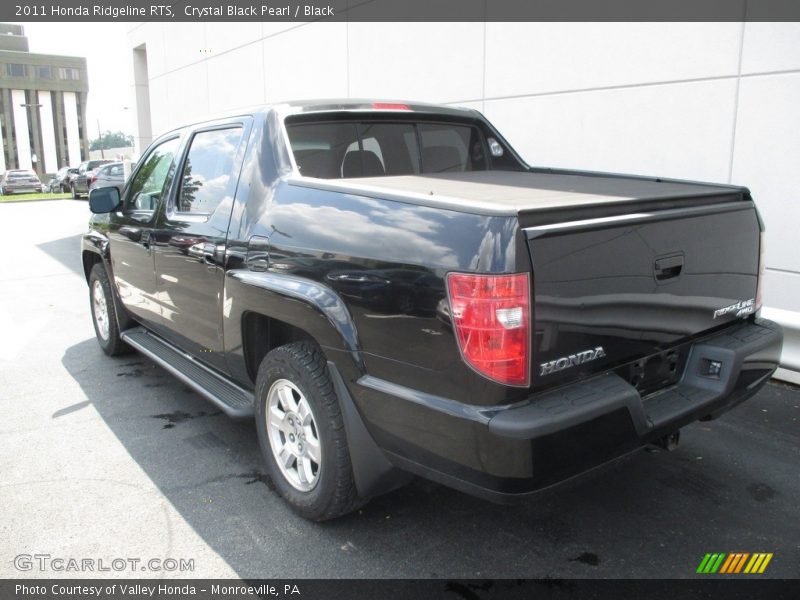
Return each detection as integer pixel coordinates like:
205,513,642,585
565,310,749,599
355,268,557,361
90,130,134,150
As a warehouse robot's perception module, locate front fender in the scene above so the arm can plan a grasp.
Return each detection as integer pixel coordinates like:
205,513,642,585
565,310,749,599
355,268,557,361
81,229,110,282
81,227,136,332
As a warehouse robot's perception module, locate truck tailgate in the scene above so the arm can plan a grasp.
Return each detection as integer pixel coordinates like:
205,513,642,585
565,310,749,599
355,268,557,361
526,201,761,389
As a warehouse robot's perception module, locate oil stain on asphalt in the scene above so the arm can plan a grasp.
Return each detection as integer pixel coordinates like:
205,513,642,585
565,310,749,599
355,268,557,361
151,410,223,429
569,552,600,566
746,482,777,502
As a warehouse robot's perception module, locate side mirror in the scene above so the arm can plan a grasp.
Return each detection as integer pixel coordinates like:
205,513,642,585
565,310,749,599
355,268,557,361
89,187,120,214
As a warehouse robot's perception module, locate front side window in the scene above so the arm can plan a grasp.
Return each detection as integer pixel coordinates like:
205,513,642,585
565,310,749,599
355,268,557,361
125,137,180,214
176,127,243,215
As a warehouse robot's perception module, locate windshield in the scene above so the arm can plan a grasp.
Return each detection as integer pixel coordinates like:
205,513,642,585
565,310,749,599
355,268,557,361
285,119,488,179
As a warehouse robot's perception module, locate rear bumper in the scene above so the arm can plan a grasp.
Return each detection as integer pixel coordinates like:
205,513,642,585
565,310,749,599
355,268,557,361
367,318,783,502
2,185,43,194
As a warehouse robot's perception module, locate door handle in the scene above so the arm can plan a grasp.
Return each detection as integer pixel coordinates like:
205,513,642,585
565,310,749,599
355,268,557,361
188,242,217,265
654,254,684,281
119,226,142,243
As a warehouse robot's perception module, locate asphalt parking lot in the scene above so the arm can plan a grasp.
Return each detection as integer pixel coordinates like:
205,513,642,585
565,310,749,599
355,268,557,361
1,199,799,579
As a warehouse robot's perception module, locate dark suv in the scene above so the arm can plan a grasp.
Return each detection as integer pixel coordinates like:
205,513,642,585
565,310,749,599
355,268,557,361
71,159,113,198
49,166,79,193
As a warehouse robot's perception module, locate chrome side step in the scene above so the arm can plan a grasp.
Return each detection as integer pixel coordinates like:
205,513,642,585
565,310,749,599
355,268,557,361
121,327,254,418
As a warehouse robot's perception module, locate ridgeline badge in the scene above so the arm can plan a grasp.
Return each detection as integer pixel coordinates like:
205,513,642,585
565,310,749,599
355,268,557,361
713,298,755,320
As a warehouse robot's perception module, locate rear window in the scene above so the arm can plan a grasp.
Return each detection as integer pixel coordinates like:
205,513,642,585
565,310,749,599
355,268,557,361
8,171,36,179
286,120,487,179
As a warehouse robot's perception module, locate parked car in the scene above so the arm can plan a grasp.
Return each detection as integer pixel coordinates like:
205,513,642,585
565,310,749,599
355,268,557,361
89,162,125,194
0,169,45,195
48,166,79,193
82,100,783,521
71,159,113,198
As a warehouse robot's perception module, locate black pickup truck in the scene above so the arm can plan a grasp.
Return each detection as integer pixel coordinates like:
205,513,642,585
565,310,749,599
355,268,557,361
83,100,783,520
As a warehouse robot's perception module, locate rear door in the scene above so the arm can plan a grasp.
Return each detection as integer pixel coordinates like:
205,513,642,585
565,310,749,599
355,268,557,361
152,120,250,373
527,201,761,389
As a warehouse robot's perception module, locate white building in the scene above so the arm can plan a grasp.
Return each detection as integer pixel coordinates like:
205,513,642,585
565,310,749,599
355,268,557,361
0,23,89,175
127,21,800,382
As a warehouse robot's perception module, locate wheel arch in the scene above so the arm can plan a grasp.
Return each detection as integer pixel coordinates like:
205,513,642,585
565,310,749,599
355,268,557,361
227,269,364,385
82,249,103,283
82,235,135,331
81,231,110,283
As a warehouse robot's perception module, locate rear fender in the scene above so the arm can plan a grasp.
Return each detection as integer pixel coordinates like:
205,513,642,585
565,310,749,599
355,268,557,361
224,270,363,372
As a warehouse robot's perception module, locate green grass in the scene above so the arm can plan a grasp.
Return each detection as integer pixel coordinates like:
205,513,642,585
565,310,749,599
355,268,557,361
0,192,73,203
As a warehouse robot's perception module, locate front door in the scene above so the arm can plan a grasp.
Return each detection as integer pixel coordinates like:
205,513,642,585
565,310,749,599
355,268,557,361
108,136,181,327
152,123,248,373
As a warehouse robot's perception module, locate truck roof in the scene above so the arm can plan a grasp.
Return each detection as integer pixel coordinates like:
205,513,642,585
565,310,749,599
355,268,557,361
164,100,479,133
277,99,477,118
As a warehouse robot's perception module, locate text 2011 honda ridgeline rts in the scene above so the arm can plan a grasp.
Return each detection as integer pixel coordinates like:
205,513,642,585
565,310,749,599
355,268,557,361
82,101,783,520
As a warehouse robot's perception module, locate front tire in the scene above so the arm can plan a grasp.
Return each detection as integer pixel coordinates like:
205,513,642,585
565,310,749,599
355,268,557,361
255,342,363,521
89,263,128,356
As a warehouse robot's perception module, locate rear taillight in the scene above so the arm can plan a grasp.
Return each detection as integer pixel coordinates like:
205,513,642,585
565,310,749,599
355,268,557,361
445,272,530,387
755,231,765,311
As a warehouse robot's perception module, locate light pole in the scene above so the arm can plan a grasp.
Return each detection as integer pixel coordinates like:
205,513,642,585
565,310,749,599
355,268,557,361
20,102,43,176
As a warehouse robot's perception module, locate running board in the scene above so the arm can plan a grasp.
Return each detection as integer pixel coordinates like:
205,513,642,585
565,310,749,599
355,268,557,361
121,327,254,418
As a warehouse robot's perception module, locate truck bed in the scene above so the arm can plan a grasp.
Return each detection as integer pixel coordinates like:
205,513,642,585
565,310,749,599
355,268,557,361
291,170,745,218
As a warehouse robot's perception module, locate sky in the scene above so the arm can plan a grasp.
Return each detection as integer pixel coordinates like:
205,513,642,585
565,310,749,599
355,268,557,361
18,22,135,137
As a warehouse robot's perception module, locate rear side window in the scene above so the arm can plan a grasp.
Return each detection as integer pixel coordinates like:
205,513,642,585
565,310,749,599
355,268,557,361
418,123,486,173
287,122,358,179
176,127,243,215
286,120,486,179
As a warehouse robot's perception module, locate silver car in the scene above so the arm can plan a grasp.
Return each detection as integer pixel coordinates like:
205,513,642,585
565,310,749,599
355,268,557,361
0,170,45,195
89,162,126,194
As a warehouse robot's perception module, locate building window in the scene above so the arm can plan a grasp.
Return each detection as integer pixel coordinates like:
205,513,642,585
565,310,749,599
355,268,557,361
0,91,10,169
47,92,61,168
57,67,80,80
76,95,83,133
6,63,28,77
36,65,53,79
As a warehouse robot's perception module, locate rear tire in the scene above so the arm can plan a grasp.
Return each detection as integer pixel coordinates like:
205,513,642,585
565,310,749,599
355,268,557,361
89,263,129,356
255,342,363,521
